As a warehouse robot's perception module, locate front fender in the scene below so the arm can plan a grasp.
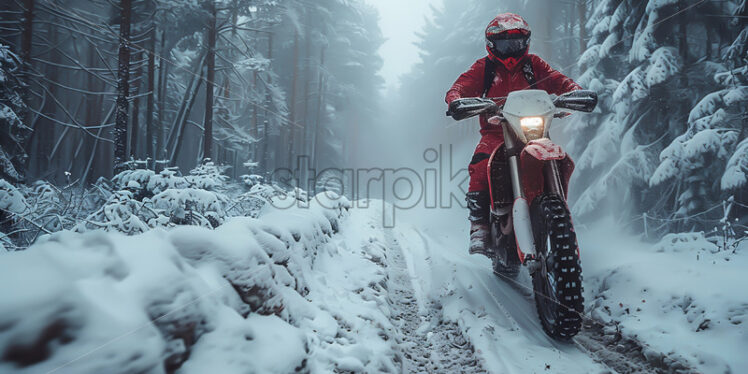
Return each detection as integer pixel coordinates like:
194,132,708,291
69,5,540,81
519,139,575,204
523,138,566,161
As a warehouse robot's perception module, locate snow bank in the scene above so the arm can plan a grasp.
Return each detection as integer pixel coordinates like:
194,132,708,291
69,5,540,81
0,193,400,373
581,219,748,373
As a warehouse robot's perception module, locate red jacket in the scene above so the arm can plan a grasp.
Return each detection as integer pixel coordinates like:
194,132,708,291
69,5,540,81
446,54,581,134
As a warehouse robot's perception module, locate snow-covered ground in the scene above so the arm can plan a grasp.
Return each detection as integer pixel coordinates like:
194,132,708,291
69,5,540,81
580,218,748,373
394,208,747,374
1,197,746,373
0,194,398,373
390,220,608,373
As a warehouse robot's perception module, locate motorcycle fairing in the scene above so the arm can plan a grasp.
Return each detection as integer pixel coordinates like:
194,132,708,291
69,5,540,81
487,139,575,211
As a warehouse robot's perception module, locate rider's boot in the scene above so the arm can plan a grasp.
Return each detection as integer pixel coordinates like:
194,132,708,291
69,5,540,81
469,222,490,255
466,191,491,255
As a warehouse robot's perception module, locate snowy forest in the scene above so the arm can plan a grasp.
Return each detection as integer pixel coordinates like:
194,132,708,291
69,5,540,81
1,0,382,183
1,0,747,373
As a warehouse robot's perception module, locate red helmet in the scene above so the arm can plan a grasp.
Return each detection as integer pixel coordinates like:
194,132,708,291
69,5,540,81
485,13,531,70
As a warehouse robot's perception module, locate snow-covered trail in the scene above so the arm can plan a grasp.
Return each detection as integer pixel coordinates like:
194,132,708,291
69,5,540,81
377,204,735,374
382,214,610,374
1,192,739,373
384,231,484,373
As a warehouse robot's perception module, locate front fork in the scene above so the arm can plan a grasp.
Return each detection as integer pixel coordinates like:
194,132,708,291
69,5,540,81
502,124,565,270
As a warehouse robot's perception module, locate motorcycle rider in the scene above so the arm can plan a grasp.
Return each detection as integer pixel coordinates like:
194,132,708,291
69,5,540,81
445,13,581,255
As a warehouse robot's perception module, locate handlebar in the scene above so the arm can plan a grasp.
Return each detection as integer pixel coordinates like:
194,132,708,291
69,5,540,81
446,98,500,121
447,89,597,121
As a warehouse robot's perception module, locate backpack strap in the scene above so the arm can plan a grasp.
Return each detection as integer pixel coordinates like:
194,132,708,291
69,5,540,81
482,57,497,98
483,57,537,97
522,58,537,89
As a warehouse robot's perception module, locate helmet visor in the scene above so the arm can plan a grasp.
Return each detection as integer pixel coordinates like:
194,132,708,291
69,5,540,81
488,34,529,59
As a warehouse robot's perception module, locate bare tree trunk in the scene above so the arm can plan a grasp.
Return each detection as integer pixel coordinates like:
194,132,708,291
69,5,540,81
679,7,688,63
301,14,312,161
130,50,143,159
83,46,103,183
81,105,115,184
20,0,34,99
261,33,273,176
19,0,34,178
172,69,204,164
146,27,156,163
155,30,167,170
252,70,258,162
287,31,300,168
114,0,132,174
37,22,58,178
166,54,204,156
312,46,326,171
705,25,711,60
203,0,217,162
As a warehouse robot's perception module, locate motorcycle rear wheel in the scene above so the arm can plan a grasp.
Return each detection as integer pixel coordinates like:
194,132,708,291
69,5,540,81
530,194,584,339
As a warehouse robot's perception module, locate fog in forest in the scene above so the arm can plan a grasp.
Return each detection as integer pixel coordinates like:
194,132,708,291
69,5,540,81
0,1,746,373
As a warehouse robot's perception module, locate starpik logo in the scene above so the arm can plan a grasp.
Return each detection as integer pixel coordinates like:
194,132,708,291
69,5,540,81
268,145,470,227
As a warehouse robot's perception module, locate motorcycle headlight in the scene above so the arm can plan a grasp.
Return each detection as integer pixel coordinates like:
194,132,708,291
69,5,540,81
520,116,544,140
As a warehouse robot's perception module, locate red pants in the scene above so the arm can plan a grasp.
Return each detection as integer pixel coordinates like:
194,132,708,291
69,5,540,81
468,131,504,192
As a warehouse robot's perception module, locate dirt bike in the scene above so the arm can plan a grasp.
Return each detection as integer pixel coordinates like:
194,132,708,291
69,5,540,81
447,89,597,339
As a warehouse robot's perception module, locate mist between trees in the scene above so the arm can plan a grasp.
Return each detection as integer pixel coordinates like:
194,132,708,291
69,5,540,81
1,0,746,244
1,0,383,185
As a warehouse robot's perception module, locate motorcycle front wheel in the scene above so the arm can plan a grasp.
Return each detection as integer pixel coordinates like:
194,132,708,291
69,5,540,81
530,194,584,339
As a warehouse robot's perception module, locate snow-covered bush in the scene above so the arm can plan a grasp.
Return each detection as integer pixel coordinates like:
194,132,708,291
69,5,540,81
0,161,297,247
151,188,229,228
76,190,158,234
0,179,27,215
1,178,120,248
111,168,158,199
185,161,229,191
653,231,720,254
241,173,264,188
114,163,230,197
0,179,27,250
112,167,189,198
0,43,29,183
232,183,284,219
69,164,298,236
21,181,76,233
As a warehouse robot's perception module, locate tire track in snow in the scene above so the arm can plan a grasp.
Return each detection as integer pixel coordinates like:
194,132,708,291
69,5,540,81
574,321,697,374
384,231,486,374
398,226,609,373
403,225,687,374
361,204,696,373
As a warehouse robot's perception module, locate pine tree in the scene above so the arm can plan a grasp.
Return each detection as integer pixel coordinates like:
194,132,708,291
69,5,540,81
567,0,747,233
